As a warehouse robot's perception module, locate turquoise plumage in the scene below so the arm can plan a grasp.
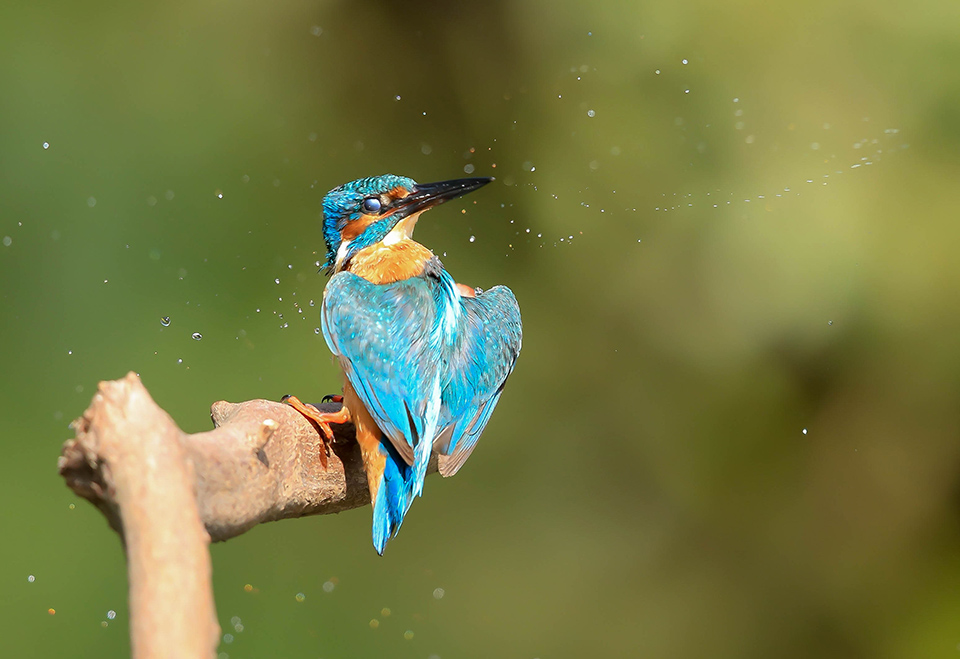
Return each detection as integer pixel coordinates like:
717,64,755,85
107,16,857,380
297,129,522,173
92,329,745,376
287,174,522,554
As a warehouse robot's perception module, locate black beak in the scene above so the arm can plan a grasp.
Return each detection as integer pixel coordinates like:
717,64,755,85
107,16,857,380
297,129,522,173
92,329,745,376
389,177,493,220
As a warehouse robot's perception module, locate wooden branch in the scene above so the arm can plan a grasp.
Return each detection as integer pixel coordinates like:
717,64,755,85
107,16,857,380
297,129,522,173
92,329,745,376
57,371,400,659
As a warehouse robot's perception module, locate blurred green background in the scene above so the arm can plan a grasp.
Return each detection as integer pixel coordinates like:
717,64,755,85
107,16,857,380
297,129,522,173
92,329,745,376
3,0,960,657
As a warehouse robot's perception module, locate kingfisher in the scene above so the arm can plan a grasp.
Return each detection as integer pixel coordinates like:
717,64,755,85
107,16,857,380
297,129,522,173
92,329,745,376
283,174,522,554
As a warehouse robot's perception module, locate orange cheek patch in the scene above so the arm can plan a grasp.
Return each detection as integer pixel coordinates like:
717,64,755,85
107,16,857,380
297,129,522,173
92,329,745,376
341,213,378,241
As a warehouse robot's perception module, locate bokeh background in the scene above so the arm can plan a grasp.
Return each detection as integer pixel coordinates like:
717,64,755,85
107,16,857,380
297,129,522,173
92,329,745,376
3,1,960,657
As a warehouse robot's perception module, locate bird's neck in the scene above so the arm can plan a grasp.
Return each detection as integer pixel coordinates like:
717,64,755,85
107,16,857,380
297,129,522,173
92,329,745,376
346,239,436,285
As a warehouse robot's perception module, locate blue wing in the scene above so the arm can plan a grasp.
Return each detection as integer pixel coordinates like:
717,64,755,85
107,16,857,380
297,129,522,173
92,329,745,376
434,285,522,476
321,272,444,491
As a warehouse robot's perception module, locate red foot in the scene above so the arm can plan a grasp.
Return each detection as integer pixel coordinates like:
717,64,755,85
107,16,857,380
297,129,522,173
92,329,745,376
281,394,352,469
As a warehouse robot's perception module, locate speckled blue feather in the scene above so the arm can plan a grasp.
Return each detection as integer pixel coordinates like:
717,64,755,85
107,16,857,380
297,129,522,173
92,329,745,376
434,286,522,476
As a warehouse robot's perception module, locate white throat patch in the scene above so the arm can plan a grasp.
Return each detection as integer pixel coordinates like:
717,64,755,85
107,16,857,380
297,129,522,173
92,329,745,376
335,239,352,271
382,212,423,247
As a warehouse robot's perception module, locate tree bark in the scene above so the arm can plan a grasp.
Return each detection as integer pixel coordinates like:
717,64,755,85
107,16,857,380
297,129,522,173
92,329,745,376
57,372,395,659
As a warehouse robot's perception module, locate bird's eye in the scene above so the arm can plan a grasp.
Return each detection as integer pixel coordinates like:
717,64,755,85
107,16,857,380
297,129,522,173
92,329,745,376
361,197,382,214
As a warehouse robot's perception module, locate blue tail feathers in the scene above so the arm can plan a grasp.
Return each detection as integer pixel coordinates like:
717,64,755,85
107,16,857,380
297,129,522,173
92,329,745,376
370,437,419,555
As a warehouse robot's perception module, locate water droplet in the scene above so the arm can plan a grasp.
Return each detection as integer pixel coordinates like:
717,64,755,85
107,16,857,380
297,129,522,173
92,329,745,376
421,143,432,155
587,109,595,118
828,320,834,325
463,163,475,174
469,235,476,243
369,619,379,629
42,142,50,149
295,592,306,602
802,428,808,435
160,316,171,327
381,608,391,617
87,196,97,208
27,575,35,583
314,327,321,334
275,278,280,284
223,633,234,644
2,236,11,247
165,190,175,200
811,142,820,150
216,190,223,199
322,580,335,592
404,630,415,640
192,332,202,340
310,25,322,36
682,58,688,64
433,587,445,599
106,610,116,620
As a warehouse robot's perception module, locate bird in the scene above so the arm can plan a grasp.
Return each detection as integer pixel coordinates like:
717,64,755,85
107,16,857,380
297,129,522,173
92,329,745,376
283,174,522,554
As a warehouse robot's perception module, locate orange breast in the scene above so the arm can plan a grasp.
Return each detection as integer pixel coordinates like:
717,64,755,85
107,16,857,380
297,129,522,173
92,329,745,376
342,380,388,504
347,239,434,284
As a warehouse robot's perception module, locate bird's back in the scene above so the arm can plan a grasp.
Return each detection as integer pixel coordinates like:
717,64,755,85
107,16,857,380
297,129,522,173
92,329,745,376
323,247,520,509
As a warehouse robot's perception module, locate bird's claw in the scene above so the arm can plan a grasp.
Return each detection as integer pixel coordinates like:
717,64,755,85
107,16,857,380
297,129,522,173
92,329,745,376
281,394,352,469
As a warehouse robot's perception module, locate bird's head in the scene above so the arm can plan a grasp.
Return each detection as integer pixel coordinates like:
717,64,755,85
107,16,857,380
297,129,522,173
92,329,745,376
321,174,493,273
